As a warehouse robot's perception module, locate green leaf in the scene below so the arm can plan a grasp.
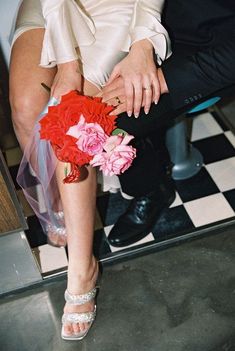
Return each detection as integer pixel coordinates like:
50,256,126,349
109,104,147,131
64,164,68,177
112,128,127,136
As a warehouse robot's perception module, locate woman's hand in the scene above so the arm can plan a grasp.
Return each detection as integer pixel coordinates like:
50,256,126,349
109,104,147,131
101,68,168,116
50,60,82,99
105,39,160,117
99,76,142,115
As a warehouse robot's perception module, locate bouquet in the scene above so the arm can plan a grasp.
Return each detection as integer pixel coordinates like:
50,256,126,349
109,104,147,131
39,91,136,183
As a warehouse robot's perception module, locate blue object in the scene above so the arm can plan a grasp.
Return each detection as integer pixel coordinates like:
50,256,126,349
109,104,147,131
187,97,221,114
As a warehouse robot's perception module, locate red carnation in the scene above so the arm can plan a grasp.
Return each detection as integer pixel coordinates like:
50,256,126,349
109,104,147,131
39,91,117,183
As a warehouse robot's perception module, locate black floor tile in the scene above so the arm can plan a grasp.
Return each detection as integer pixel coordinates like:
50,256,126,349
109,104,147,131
193,134,235,164
174,167,219,202
97,192,130,227
223,189,235,212
152,205,195,240
25,215,47,248
8,163,39,190
94,228,112,258
8,164,20,190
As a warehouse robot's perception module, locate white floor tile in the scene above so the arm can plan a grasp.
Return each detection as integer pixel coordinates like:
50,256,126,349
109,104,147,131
205,157,235,192
184,193,234,227
104,225,154,252
103,225,113,237
224,131,235,148
190,112,223,142
38,245,68,273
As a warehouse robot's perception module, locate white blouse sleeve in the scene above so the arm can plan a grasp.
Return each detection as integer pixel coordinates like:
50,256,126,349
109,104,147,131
40,0,95,68
123,0,171,65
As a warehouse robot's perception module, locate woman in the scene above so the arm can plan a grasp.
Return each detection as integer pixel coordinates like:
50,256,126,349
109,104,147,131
9,0,171,341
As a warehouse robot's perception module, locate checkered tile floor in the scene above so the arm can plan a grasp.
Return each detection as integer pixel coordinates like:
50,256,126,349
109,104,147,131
4,109,235,274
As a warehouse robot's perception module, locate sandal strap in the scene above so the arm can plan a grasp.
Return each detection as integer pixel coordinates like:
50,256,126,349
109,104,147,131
54,211,64,220
64,288,97,305
62,306,96,324
46,224,66,237
46,211,66,237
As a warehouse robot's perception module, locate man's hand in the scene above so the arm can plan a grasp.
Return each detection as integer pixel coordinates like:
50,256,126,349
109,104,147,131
157,67,169,95
100,76,127,115
105,40,160,118
50,60,82,99
101,68,169,115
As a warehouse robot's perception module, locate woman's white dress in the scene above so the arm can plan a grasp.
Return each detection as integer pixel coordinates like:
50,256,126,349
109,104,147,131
12,0,171,89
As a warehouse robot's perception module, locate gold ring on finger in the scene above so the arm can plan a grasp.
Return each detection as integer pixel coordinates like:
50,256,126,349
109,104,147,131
115,96,121,104
143,86,151,91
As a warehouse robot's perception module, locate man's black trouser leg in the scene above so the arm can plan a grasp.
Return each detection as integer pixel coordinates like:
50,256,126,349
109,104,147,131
108,94,182,246
116,93,181,197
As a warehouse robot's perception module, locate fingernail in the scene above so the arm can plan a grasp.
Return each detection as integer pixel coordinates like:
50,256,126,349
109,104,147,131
127,111,132,117
145,109,149,115
134,113,139,118
154,100,158,105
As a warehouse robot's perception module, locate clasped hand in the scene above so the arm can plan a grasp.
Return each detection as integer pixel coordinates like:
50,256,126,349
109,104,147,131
47,40,165,117
50,61,82,99
102,39,161,117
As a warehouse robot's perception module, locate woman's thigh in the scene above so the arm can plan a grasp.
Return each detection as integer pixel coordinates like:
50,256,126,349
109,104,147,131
9,28,56,125
83,79,100,97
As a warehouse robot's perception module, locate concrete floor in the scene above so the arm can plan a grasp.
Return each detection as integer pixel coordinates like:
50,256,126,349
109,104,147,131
0,228,235,351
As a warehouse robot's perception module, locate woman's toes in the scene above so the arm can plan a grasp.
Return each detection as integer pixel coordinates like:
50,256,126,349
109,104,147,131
81,322,90,332
64,324,73,335
72,323,81,334
79,322,86,332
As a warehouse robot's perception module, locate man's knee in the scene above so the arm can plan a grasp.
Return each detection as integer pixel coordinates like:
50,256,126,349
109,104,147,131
116,94,176,138
116,110,155,138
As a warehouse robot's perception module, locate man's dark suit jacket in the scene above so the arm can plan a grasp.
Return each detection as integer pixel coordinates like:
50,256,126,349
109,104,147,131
162,0,235,110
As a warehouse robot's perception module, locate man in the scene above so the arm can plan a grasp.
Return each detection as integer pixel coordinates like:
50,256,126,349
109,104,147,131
102,0,235,247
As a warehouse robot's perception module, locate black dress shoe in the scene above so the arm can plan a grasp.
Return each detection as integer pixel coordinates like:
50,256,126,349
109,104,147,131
108,178,175,247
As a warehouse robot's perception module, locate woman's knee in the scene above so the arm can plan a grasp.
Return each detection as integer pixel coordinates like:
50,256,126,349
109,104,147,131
10,91,41,134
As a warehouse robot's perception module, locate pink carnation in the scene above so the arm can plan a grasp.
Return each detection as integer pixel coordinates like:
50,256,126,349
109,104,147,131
66,115,108,156
90,134,136,176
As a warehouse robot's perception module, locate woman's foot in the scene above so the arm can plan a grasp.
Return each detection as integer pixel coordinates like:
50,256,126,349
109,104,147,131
47,230,67,247
47,211,67,248
62,257,99,338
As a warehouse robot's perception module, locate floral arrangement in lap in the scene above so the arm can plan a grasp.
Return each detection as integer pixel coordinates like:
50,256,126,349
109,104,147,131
39,90,136,183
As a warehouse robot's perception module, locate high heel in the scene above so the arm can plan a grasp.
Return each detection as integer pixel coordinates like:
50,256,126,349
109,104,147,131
61,287,98,340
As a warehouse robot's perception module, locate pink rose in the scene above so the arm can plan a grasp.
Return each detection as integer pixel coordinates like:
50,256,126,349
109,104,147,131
102,135,123,153
66,115,108,155
90,134,136,176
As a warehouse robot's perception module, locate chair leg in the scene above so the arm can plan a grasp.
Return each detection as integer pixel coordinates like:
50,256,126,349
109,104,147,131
166,117,203,180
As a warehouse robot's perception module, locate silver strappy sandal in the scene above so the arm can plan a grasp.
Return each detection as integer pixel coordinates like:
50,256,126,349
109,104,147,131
61,287,98,340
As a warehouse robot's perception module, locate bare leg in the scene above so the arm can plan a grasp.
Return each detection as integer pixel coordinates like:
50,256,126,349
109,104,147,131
9,29,66,247
9,29,56,150
56,164,98,335
57,80,100,335
10,29,100,336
